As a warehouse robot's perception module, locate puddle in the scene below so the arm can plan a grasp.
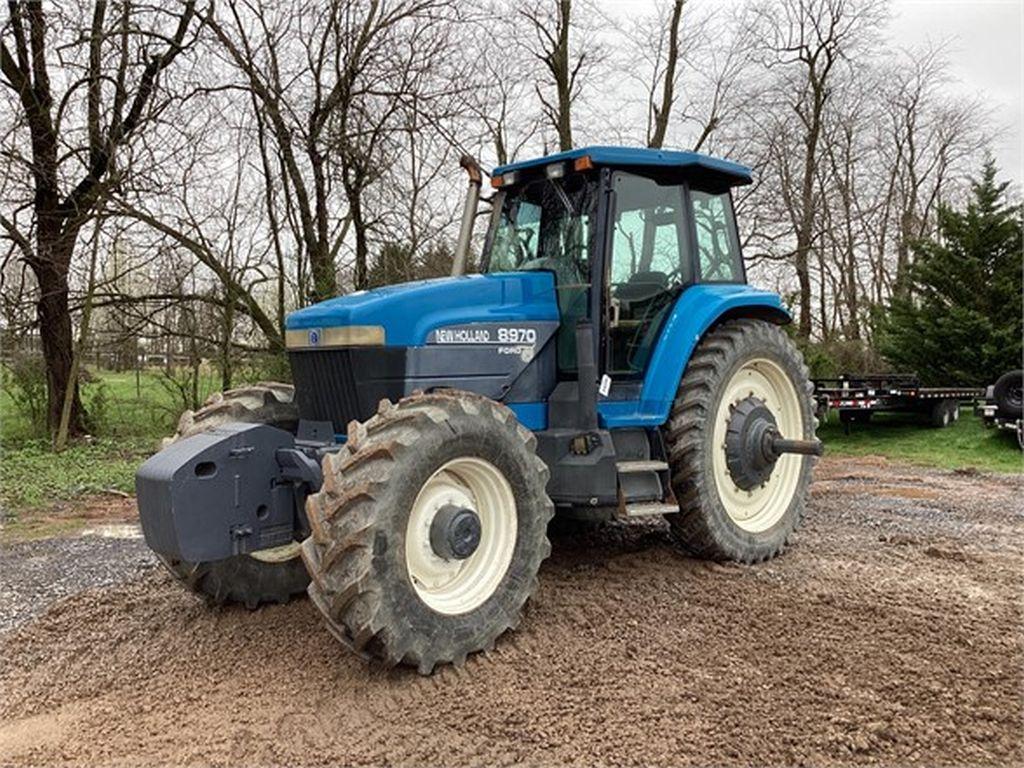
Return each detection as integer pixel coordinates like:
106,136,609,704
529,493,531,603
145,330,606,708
79,523,144,540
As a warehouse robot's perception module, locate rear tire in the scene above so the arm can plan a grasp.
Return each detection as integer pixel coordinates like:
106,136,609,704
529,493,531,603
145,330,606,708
663,319,817,563
159,553,309,610
159,382,309,608
301,391,553,674
163,381,299,445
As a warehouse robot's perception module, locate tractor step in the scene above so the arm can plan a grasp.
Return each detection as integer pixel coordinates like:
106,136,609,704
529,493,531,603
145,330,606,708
615,460,670,473
620,502,678,518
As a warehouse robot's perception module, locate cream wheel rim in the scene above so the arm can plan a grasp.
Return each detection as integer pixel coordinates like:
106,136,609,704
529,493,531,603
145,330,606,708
405,457,517,615
249,541,302,563
712,358,804,533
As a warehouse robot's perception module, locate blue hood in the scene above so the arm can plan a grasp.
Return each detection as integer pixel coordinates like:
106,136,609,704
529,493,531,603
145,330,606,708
285,272,560,347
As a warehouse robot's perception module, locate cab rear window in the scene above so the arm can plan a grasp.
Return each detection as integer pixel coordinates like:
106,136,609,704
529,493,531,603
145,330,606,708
691,190,743,283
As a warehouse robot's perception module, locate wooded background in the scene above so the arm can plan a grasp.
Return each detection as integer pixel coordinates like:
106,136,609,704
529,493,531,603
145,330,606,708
0,0,1014,441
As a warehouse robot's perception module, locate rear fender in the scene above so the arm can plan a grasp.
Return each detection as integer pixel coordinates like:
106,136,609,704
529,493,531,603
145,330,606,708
597,284,790,428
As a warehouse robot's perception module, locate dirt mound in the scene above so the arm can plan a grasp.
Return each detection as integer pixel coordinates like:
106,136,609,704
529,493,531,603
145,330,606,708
1,458,1022,766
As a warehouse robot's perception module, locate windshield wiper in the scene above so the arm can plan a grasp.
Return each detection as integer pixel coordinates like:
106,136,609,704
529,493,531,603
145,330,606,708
550,179,575,216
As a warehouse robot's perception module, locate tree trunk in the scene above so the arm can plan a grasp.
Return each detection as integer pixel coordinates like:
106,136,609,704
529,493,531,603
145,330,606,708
817,255,829,340
554,0,573,151
221,284,234,391
648,0,684,150
353,225,368,291
347,186,368,291
33,234,86,438
794,94,825,340
893,209,914,298
55,217,102,451
793,248,812,337
844,245,860,340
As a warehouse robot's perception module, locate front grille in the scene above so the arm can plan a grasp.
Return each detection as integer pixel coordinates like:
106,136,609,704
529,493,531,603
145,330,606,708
289,350,362,431
288,348,406,432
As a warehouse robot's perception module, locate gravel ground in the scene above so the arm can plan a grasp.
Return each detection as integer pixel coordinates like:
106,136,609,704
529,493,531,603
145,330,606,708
0,456,1021,766
0,529,155,633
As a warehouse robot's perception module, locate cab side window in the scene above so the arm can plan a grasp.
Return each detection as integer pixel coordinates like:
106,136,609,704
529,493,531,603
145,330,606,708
691,189,743,282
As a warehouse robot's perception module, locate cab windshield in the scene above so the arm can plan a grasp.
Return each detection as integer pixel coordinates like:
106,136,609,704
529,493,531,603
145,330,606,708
482,174,596,287
482,173,597,373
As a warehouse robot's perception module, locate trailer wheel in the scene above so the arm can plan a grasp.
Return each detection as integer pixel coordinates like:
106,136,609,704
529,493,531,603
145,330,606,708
993,370,1023,417
664,319,817,563
159,382,310,609
929,399,958,428
302,391,553,674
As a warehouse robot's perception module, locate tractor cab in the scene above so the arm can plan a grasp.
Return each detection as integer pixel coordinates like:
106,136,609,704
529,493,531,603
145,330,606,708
481,146,755,387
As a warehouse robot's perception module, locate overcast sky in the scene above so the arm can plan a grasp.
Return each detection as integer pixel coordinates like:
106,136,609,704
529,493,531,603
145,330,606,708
888,0,1023,184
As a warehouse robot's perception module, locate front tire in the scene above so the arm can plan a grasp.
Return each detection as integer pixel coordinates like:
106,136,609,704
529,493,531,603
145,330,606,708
302,391,554,674
159,382,309,608
664,319,817,562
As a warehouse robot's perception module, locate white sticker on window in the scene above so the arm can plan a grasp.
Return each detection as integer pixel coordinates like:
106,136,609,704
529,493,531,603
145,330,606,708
598,374,612,397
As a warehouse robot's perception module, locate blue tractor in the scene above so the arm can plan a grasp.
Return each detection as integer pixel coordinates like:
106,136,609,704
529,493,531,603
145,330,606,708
137,146,822,673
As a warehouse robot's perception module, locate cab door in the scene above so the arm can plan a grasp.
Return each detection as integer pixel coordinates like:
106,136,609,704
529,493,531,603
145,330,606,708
603,171,692,379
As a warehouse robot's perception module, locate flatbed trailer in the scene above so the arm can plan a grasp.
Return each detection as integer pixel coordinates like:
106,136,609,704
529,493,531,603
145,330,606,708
812,373,983,430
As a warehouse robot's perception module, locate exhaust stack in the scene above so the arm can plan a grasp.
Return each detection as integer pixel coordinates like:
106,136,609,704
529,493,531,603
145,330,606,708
451,154,482,276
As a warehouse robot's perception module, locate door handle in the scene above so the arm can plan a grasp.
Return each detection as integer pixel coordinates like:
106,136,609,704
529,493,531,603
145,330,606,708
609,296,622,328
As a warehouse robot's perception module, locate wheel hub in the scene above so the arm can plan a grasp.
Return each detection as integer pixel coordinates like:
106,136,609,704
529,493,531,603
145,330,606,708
725,395,823,491
429,505,482,560
725,397,782,491
1009,385,1023,410
405,457,518,615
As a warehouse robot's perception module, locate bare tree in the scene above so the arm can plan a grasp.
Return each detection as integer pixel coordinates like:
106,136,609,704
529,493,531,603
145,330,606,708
878,46,988,297
0,1,199,436
329,3,458,289
112,117,286,354
817,72,875,340
642,0,686,149
202,0,455,297
461,10,543,167
750,0,885,338
519,0,593,152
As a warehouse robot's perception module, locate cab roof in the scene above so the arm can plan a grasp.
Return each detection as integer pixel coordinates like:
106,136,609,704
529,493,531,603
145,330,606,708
492,145,752,188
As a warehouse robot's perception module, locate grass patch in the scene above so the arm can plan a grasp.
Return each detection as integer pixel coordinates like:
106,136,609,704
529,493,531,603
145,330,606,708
0,437,154,513
0,367,223,445
819,409,1022,474
0,367,224,517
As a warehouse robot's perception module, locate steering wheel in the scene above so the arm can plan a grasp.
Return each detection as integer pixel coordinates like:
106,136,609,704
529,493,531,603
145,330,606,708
512,227,536,265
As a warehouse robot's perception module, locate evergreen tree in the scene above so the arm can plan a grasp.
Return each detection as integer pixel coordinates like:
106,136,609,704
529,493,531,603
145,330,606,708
879,161,1022,385
367,242,463,289
367,243,417,289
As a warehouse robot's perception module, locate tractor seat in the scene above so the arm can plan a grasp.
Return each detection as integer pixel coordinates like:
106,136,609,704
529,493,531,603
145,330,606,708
613,270,669,305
